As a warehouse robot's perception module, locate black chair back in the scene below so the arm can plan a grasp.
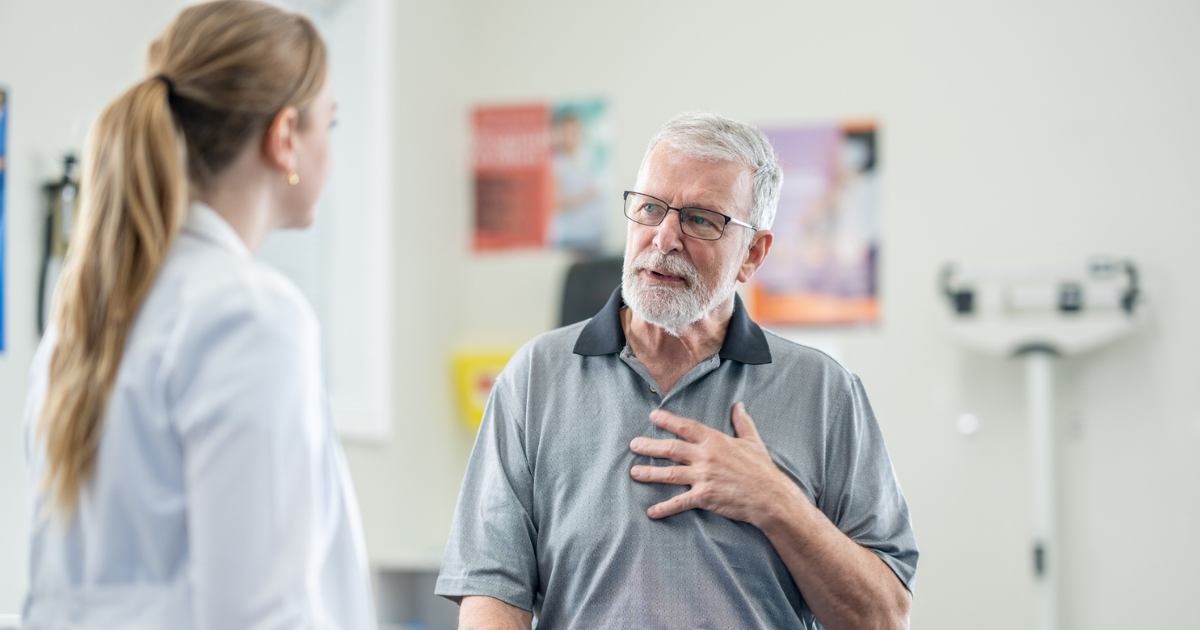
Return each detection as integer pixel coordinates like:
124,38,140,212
560,257,623,327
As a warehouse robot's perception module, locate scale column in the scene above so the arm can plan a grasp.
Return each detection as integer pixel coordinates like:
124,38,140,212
1024,349,1058,630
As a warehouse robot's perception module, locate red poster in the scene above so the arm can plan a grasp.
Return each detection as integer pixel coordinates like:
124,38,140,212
472,104,553,250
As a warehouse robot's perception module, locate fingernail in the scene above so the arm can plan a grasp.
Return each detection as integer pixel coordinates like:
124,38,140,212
630,438,642,449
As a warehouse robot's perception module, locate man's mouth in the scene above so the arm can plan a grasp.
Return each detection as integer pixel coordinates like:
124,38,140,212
629,252,698,289
645,269,686,284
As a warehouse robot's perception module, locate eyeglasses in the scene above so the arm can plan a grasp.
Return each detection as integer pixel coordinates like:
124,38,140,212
623,191,758,241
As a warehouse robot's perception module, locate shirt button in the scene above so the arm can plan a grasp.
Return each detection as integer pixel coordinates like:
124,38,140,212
650,387,657,394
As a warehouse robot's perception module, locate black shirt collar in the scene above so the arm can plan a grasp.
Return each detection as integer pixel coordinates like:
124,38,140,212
572,286,772,365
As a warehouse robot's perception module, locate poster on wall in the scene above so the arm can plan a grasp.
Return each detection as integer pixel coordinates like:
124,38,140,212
746,121,880,326
0,86,8,353
452,350,515,432
548,100,609,251
473,99,609,252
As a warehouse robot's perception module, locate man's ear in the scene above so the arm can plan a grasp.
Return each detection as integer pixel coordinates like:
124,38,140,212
737,230,773,283
262,105,300,174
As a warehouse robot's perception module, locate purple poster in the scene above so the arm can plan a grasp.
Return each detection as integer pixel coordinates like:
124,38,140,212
747,121,880,326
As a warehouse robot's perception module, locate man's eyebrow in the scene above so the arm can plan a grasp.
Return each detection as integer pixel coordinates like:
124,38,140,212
640,189,731,214
679,197,730,214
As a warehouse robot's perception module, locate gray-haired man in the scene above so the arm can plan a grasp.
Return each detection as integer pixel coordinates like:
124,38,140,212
436,113,917,630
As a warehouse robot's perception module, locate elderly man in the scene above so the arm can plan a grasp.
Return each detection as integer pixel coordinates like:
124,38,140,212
436,113,917,629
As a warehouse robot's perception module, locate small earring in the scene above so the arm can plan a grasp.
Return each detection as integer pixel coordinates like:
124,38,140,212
287,170,300,186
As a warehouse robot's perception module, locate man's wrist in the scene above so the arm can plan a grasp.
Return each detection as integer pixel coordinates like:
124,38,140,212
753,473,818,541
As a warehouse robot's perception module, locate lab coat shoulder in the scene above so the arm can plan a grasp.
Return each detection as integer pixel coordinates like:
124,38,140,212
157,233,322,438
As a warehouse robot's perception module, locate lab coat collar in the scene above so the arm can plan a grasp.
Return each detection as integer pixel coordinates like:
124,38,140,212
184,202,253,260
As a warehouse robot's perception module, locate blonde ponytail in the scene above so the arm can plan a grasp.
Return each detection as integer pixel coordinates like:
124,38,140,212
39,77,188,513
38,0,326,514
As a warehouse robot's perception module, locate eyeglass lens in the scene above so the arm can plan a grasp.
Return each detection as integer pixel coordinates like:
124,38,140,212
624,193,726,240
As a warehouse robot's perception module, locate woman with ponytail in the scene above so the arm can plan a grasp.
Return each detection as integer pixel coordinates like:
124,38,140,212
22,2,374,628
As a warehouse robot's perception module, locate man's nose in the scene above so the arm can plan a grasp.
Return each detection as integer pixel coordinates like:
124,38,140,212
652,209,686,253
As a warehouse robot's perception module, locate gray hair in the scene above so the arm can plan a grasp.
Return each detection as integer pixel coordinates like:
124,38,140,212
641,112,783,237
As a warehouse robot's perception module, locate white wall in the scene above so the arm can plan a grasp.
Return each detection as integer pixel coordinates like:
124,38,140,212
1,1,1198,628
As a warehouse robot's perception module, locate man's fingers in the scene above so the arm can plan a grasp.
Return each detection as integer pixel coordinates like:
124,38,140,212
630,464,694,486
649,409,711,442
646,489,699,519
629,436,696,463
730,402,762,442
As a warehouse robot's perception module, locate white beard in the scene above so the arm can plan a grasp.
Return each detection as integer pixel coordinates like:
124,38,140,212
622,250,739,337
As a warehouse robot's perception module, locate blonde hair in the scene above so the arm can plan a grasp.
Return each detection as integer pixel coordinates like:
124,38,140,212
39,0,327,514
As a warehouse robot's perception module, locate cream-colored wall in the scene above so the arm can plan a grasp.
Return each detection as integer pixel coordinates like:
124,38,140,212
1,1,1198,628
338,0,475,567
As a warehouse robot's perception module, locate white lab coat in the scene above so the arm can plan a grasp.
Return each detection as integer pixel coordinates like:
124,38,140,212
22,203,376,630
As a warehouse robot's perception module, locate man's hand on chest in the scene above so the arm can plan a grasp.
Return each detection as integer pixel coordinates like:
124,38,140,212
627,401,802,528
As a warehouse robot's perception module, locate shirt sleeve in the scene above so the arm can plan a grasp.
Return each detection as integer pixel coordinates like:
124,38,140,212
435,345,540,611
164,279,334,630
820,375,919,592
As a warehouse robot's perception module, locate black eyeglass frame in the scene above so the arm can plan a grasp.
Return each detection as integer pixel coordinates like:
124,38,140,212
622,190,759,241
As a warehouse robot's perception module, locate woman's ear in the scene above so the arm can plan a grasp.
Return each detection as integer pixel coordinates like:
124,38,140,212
262,106,300,173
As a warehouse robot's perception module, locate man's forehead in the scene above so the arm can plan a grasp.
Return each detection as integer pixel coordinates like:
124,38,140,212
637,145,753,212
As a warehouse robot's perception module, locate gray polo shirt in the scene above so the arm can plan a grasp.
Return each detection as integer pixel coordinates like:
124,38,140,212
436,288,917,629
